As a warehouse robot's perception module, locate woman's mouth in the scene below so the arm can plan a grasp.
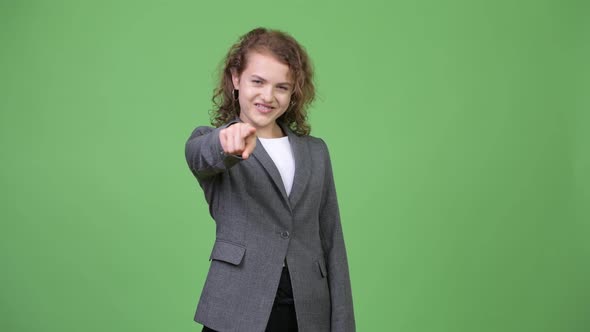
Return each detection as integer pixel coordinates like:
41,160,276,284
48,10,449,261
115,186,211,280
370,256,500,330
255,103,274,114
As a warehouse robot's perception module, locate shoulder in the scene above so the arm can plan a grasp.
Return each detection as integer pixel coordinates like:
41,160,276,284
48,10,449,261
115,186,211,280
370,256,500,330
306,133,333,149
298,133,324,147
191,125,215,135
296,130,322,143
298,134,333,160
188,120,239,140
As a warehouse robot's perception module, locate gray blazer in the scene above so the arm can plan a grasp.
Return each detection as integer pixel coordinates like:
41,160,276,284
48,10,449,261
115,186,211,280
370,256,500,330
185,119,355,332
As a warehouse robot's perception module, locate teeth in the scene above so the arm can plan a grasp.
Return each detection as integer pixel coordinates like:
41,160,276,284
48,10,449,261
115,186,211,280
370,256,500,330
256,104,273,110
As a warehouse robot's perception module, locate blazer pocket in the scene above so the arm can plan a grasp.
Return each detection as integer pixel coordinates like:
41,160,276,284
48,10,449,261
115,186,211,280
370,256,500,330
209,239,246,266
316,258,327,278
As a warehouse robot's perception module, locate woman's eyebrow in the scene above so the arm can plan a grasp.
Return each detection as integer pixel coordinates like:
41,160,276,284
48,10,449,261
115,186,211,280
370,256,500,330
250,75,266,82
250,75,292,87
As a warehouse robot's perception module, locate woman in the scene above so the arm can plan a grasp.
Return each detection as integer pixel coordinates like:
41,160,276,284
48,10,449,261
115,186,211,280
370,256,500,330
185,27,355,332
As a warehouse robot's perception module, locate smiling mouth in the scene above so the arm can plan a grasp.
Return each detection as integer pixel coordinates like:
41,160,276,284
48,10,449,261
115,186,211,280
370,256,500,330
255,103,275,113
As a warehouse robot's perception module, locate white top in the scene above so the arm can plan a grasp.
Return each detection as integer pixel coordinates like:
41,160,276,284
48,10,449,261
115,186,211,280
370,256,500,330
258,136,295,196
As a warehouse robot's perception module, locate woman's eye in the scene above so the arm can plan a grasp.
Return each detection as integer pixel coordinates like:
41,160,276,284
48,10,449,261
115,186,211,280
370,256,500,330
278,86,289,91
252,80,262,84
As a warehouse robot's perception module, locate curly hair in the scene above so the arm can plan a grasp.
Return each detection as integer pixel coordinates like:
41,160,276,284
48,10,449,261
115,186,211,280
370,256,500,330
210,27,315,136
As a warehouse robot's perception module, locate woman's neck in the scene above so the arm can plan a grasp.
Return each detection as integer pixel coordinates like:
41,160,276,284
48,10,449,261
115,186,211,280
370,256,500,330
257,123,285,138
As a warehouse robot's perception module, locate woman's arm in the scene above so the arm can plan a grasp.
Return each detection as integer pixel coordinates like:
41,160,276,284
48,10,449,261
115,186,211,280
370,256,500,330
184,121,243,180
318,139,356,331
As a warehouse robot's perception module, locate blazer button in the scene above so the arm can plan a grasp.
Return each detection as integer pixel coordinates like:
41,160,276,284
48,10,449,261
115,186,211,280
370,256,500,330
280,231,290,239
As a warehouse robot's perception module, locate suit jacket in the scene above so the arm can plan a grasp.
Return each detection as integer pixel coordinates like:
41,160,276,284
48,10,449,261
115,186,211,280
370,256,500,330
185,119,355,332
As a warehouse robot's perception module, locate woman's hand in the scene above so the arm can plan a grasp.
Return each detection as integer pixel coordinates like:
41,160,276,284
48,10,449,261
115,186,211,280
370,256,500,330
219,123,257,159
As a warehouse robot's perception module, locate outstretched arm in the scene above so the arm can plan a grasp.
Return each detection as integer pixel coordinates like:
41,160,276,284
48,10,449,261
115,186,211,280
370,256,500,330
184,121,256,179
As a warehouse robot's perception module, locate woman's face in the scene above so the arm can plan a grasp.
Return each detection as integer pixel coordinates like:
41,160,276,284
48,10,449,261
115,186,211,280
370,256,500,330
232,51,293,138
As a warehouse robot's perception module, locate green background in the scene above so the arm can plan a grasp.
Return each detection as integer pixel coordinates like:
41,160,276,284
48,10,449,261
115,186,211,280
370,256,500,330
1,0,588,331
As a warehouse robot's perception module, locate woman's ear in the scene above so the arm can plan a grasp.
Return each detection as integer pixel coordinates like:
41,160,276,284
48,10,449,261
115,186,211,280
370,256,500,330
230,68,240,90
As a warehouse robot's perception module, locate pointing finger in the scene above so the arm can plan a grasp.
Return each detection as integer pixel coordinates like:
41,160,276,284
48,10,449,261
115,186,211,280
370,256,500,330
241,125,256,139
242,134,256,159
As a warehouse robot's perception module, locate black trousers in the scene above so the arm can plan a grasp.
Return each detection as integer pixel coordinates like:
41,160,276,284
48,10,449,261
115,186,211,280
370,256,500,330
202,264,298,332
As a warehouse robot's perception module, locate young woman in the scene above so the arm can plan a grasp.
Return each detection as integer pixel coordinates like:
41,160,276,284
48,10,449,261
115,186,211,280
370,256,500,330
185,27,355,332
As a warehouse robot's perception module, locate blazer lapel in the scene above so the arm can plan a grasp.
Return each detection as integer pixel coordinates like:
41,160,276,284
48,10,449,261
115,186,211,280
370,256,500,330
235,118,311,212
278,122,311,210
251,139,291,208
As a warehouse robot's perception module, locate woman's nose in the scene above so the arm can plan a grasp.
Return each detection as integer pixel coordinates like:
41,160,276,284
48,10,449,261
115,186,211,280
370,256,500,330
261,86,274,101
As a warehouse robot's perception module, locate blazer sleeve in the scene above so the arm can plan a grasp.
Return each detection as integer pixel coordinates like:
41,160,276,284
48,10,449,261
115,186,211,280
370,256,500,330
318,139,356,332
185,121,242,180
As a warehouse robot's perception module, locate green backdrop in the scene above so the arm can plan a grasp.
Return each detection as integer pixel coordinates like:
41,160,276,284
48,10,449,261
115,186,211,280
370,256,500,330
1,0,588,331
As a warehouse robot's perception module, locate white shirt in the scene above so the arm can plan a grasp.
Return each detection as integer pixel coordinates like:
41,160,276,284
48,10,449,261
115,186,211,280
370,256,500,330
258,136,295,196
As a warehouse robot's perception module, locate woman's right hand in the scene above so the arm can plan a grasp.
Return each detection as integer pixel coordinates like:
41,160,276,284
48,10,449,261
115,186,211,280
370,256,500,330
219,123,257,159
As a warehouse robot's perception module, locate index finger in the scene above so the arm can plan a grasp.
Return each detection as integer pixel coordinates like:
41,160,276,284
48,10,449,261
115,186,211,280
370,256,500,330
240,124,256,139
